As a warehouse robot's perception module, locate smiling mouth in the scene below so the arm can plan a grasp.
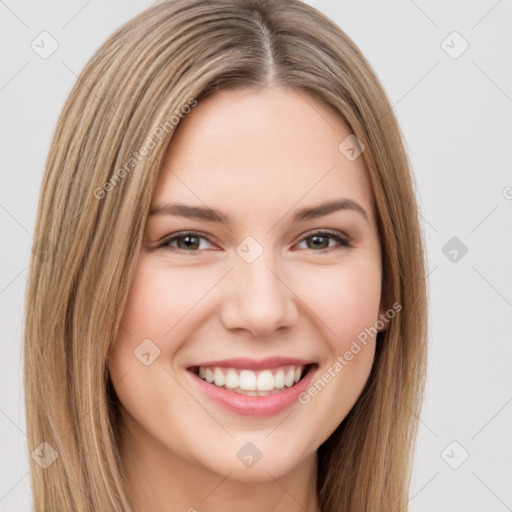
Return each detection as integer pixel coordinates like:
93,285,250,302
188,363,316,396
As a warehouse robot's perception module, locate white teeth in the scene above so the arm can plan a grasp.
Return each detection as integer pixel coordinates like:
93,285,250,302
213,367,225,387
225,369,238,389
284,368,295,387
274,369,285,389
239,369,257,391
195,364,306,393
256,370,274,391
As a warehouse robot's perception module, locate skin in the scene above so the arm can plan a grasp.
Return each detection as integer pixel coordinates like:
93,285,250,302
107,85,387,512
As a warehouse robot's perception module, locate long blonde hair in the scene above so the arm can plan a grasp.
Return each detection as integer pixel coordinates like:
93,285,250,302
23,0,428,510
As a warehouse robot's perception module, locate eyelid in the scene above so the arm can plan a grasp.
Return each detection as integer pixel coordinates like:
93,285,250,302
298,228,350,243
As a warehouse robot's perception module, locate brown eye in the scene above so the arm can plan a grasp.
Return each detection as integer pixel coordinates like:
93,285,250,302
297,230,352,252
160,231,215,252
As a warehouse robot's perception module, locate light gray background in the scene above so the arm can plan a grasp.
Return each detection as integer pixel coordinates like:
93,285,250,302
1,1,511,510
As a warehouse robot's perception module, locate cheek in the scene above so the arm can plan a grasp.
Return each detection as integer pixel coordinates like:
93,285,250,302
292,260,381,441
116,260,211,340
296,257,382,349
107,258,219,398
106,261,207,432
108,261,179,378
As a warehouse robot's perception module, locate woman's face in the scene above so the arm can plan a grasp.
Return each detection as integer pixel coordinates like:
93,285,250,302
108,86,386,486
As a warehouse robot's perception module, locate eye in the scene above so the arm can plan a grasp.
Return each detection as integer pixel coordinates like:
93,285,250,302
295,230,352,252
160,231,216,253
159,229,352,254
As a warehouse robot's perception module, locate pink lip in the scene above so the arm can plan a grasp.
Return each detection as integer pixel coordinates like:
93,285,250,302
185,363,318,417
186,356,315,371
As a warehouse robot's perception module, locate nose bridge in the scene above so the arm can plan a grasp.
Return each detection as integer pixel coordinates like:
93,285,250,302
220,245,298,336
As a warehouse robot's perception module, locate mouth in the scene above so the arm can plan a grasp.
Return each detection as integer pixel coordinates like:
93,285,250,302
185,360,318,417
187,363,316,396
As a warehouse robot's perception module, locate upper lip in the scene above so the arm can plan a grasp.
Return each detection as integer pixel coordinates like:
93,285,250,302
186,356,316,371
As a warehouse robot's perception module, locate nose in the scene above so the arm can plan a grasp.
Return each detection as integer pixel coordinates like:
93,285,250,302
219,254,299,337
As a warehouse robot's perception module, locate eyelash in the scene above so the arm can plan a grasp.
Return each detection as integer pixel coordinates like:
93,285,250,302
159,229,352,254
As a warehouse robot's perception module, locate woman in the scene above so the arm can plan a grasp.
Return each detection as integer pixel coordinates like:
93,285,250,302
24,0,428,510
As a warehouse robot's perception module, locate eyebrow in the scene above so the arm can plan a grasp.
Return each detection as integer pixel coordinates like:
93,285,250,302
149,198,369,224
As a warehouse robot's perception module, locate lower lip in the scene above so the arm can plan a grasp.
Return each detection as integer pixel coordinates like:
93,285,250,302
186,366,317,417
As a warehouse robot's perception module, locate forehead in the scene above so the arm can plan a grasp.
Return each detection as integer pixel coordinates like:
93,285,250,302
152,86,375,224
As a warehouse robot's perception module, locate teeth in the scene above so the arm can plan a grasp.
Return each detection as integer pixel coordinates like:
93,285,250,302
274,369,285,389
213,368,225,387
256,370,274,391
195,364,306,393
225,369,238,389
239,369,256,391
284,368,295,387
